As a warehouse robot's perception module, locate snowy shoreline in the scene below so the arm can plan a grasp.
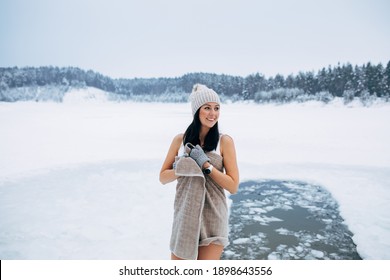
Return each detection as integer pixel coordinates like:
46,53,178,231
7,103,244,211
0,100,389,259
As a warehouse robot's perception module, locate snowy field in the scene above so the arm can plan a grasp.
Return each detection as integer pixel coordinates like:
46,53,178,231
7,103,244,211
0,89,389,260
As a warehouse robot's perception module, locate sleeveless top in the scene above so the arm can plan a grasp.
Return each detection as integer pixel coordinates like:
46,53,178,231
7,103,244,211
178,134,222,157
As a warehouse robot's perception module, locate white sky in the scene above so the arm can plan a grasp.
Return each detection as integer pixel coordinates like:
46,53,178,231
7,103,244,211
1,0,389,79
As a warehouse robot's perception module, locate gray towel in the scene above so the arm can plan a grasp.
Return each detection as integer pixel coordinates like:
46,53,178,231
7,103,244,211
170,151,229,260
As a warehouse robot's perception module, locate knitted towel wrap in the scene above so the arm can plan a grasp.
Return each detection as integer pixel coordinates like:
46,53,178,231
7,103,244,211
170,150,229,260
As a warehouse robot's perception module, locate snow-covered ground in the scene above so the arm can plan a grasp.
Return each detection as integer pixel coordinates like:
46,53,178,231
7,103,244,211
0,90,389,259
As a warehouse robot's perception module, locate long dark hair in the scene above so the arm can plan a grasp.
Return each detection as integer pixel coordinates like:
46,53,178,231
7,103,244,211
183,109,220,152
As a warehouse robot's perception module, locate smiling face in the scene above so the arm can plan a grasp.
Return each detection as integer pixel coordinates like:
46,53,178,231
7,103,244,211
198,102,220,129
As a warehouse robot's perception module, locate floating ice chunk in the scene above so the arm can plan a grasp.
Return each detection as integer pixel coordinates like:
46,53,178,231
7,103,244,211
280,204,293,210
295,246,304,253
223,250,236,257
316,234,325,240
242,201,258,207
282,182,299,188
249,207,267,214
253,215,283,224
233,238,250,245
311,249,325,259
322,218,333,224
264,206,276,211
275,228,291,235
251,235,262,243
267,252,280,260
240,215,252,220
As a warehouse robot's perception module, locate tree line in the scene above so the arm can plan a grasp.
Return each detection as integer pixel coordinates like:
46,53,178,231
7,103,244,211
0,61,389,103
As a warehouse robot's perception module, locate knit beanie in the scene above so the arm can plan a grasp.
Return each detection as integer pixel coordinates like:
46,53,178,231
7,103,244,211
189,84,220,116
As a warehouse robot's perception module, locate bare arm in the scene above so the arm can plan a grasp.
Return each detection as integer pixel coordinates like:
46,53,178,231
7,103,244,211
159,134,183,185
204,135,239,194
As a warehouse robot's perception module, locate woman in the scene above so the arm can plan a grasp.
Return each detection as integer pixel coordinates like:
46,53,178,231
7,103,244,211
159,84,239,260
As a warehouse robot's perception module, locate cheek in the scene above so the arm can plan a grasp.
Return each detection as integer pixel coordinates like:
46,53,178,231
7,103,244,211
199,110,208,118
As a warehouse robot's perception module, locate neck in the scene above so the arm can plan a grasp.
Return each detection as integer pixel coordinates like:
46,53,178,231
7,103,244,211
199,126,210,146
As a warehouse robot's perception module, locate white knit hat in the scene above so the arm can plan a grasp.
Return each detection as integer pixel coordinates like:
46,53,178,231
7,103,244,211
189,84,220,116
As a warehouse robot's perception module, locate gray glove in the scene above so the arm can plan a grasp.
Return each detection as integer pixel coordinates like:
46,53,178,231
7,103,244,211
189,144,210,168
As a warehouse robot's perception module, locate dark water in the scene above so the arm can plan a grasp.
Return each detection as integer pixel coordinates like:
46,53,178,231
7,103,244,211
222,180,361,260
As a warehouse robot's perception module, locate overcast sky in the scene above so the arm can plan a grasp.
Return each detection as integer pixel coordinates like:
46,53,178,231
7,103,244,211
1,0,389,79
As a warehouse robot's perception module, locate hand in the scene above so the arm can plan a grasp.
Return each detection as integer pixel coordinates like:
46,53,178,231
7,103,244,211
189,144,210,168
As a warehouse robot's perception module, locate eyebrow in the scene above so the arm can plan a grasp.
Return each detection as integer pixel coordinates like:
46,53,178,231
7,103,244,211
203,103,220,107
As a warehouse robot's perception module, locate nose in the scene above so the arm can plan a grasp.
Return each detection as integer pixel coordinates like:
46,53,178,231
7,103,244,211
208,110,217,117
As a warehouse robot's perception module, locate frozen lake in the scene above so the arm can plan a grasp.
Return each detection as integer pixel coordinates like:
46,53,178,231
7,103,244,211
0,97,389,259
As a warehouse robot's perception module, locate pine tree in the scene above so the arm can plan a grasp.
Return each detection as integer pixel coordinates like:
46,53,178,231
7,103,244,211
383,61,390,100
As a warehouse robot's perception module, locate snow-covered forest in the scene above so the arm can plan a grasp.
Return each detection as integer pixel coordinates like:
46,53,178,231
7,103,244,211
1,61,389,104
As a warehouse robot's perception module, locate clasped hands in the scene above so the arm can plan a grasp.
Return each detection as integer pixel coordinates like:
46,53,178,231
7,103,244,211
184,143,210,169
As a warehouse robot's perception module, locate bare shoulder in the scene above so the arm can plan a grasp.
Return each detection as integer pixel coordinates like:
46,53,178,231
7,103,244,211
220,134,236,155
221,134,235,146
173,133,184,144
171,133,184,151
